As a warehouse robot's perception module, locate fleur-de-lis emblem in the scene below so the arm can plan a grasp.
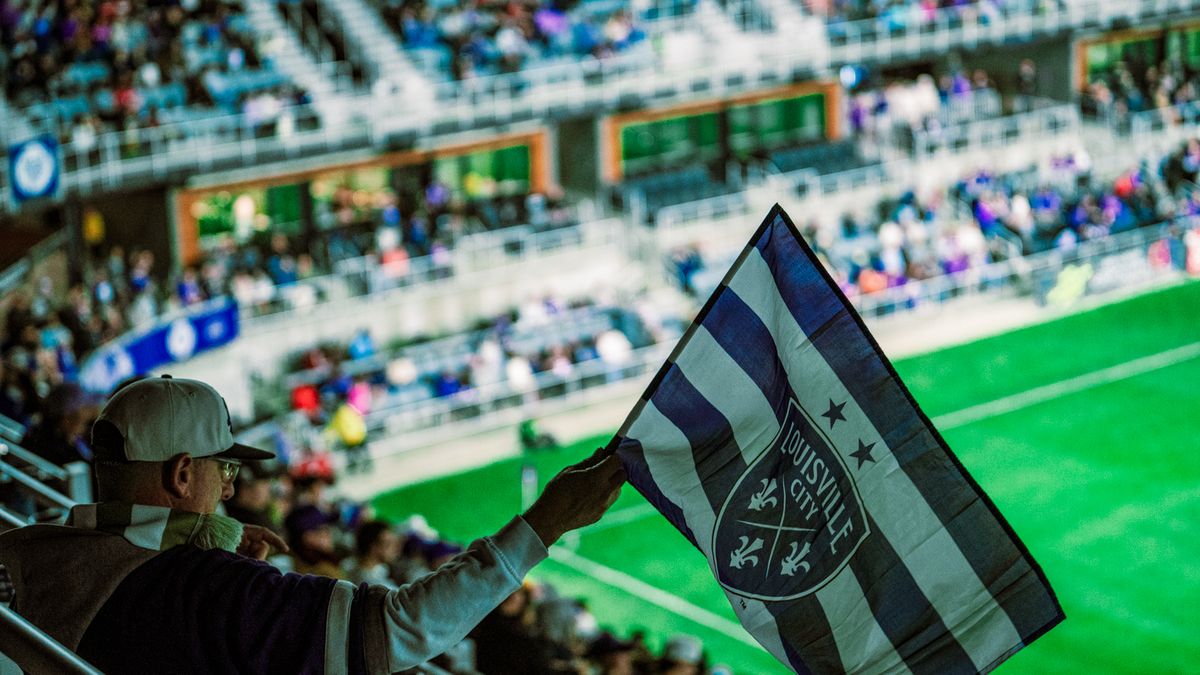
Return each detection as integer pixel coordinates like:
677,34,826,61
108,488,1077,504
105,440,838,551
729,536,764,569
780,541,811,577
747,478,778,512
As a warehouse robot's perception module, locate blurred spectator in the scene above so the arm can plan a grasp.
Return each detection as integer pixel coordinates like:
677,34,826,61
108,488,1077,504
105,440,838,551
658,634,707,675
20,383,98,468
471,582,552,673
586,631,638,675
224,462,286,535
284,503,344,577
341,519,401,587
378,0,648,82
2,0,288,143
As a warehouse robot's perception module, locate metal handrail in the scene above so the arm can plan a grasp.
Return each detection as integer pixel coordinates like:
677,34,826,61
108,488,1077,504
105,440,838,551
909,104,1080,161
239,217,620,325
0,412,25,442
0,457,76,511
364,341,675,431
0,604,101,675
0,506,30,529
0,441,68,482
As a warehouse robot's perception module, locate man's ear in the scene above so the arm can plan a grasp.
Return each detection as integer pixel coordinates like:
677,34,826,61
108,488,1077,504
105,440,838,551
163,453,195,499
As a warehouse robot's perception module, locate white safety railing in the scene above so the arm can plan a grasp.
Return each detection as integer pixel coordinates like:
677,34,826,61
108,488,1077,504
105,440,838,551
909,103,1079,161
1129,101,1200,152
58,99,370,198
656,104,1082,234
852,222,1182,319
825,0,1200,65
239,216,624,323
364,341,675,439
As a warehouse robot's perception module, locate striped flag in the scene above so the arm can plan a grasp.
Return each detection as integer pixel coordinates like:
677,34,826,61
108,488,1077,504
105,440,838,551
614,206,1063,673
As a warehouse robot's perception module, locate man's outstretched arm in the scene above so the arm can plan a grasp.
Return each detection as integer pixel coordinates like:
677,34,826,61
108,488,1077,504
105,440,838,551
352,451,626,673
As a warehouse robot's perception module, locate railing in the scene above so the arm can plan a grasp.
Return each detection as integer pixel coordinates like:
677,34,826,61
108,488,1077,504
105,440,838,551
0,441,68,485
824,0,1200,66
655,104,1080,233
238,339,675,460
46,98,370,200
0,605,101,675
908,103,1079,161
0,453,95,674
240,216,621,323
0,505,30,528
0,456,78,513
852,222,1181,319
1128,101,1200,150
280,304,619,393
364,341,675,442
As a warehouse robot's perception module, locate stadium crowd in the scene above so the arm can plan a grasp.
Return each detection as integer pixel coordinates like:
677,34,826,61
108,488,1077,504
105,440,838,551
807,0,1057,27
266,295,676,472
0,0,302,142
673,139,1200,300
1082,53,1200,128
845,67,1001,144
376,0,653,81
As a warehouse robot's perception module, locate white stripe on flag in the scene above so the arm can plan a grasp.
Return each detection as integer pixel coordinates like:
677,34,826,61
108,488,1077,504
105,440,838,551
673,327,782,465
817,567,912,675
733,250,1023,671
674,326,908,675
626,403,793,668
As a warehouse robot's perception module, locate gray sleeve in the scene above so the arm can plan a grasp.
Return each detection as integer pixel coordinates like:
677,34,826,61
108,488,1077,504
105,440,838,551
357,516,548,673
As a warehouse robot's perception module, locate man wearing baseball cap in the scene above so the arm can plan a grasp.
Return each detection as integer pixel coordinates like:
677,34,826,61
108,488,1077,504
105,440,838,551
0,375,626,673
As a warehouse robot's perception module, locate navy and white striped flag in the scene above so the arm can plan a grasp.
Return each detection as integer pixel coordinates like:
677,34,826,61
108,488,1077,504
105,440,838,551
613,206,1063,673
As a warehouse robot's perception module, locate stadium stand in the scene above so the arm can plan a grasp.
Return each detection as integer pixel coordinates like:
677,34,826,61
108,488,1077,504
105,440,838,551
1,0,288,136
6,0,1200,670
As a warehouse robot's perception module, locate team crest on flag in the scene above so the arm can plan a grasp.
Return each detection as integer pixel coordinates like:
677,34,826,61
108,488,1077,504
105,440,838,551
613,205,1063,674
714,398,868,601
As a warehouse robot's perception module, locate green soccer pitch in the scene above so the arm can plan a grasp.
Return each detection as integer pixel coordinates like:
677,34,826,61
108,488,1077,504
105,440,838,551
373,280,1200,674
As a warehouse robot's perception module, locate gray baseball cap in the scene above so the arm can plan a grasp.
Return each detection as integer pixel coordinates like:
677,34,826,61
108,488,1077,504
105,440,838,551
92,375,273,463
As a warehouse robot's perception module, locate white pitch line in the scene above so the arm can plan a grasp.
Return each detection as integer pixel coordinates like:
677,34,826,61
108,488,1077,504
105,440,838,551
578,503,657,534
931,341,1200,430
548,546,764,650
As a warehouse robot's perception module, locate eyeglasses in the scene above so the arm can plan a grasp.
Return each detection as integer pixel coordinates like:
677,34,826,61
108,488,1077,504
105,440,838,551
207,458,241,484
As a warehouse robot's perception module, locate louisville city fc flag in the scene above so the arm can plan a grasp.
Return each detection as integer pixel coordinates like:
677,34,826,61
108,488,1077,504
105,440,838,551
613,205,1063,673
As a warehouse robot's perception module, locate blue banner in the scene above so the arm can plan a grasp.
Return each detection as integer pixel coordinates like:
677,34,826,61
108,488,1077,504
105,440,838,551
79,298,240,394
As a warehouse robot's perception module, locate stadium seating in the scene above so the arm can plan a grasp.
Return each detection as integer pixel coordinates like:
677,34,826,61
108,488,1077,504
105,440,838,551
621,165,746,222
2,0,299,141
8,0,1200,669
368,0,666,81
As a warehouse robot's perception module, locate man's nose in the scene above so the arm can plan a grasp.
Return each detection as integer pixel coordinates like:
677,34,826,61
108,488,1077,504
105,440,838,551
221,481,235,501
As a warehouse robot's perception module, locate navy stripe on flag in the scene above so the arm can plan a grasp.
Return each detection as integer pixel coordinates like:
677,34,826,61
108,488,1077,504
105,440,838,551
650,365,746,517
850,513,977,675
614,435,699,550
755,208,1063,642
708,286,977,675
